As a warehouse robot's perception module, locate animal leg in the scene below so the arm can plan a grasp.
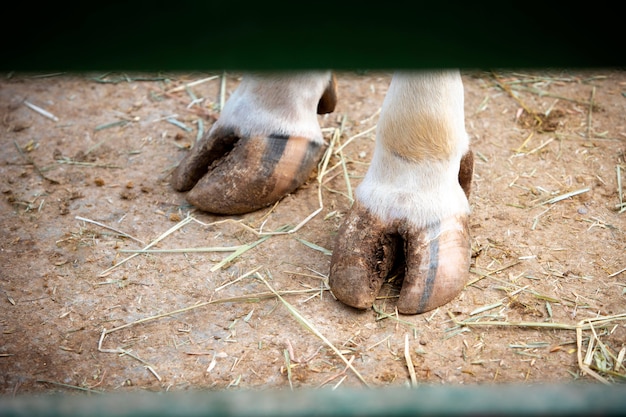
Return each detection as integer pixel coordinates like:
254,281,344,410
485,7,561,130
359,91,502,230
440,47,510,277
171,72,336,214
329,70,473,314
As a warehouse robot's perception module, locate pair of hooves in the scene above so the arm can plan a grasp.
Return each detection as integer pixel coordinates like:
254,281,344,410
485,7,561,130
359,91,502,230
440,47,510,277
169,74,472,314
171,133,472,315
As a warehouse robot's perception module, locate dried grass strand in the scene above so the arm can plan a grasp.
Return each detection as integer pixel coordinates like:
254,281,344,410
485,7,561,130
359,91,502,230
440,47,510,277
256,273,370,387
451,311,626,383
98,215,194,277
13,140,60,184
100,287,324,336
24,100,59,121
404,333,418,387
165,75,220,94
76,216,145,245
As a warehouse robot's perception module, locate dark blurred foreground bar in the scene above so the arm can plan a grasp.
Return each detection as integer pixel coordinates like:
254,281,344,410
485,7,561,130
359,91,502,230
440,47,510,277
3,2,623,71
1,383,625,417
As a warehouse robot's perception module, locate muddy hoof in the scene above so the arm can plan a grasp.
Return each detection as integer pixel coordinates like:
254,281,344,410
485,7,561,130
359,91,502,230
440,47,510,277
171,72,337,215
329,200,471,314
171,130,324,214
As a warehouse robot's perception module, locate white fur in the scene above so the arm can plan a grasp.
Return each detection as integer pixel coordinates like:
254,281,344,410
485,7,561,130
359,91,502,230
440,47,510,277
356,154,470,229
216,72,331,144
219,70,471,229
356,70,470,228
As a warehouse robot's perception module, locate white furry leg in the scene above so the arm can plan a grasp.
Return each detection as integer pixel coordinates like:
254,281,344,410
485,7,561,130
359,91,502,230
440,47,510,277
359,70,470,227
329,70,474,314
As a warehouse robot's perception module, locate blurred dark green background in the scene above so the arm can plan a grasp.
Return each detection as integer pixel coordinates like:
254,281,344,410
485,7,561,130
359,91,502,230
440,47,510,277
4,1,622,71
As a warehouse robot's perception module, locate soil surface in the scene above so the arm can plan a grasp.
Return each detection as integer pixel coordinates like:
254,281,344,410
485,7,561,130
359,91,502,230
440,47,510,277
1,70,625,395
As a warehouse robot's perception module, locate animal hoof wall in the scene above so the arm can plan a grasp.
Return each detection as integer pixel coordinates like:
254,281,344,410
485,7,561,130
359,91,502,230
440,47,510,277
329,201,471,314
172,133,324,215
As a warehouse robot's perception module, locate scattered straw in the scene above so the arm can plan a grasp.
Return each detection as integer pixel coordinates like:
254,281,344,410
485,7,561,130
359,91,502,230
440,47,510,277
23,100,59,122
332,375,348,390
539,188,590,206
36,380,103,394
334,124,376,155
526,137,555,155
451,313,589,332
119,246,242,254
196,118,204,142
214,266,263,292
507,84,596,107
531,205,554,230
283,349,294,390
576,314,626,384
55,157,122,169
210,226,290,271
514,131,535,153
98,214,194,277
617,165,625,213
466,261,521,287
165,75,220,94
76,216,145,245
366,335,392,351
219,71,227,111
13,140,60,184
295,238,332,256
404,333,418,387
145,365,162,382
94,120,130,131
91,73,168,84
586,86,596,139
337,136,354,204
470,302,504,316
449,311,626,383
85,147,341,272
317,355,356,388
256,272,370,387
492,73,543,128
100,287,325,335
372,304,417,330
166,117,192,132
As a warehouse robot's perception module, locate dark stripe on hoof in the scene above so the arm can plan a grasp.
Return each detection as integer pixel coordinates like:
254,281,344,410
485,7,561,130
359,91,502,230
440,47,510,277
261,133,290,177
183,134,324,214
397,215,470,314
329,203,470,315
417,220,440,312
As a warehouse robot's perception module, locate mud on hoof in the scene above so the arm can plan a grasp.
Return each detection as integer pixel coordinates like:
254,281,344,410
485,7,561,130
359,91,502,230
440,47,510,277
171,130,324,214
171,73,337,215
328,200,471,315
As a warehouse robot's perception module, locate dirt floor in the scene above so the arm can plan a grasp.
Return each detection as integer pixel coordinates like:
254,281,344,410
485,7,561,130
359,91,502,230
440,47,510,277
0,69,625,396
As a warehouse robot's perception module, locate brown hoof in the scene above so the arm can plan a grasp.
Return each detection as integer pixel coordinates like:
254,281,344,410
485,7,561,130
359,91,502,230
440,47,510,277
329,200,470,314
172,131,324,214
171,72,337,215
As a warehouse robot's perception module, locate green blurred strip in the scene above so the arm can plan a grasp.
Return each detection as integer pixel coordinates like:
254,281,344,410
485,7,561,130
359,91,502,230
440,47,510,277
1,384,625,417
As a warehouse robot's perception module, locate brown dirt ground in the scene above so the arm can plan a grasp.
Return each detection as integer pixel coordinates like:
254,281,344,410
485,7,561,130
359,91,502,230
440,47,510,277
0,69,625,395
